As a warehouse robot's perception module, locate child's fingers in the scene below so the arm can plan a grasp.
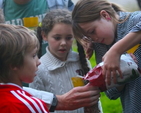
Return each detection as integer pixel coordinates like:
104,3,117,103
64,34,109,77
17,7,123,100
117,69,123,79
102,65,112,85
102,66,106,78
102,63,122,85
105,70,112,85
112,70,117,84
110,68,122,84
104,68,122,85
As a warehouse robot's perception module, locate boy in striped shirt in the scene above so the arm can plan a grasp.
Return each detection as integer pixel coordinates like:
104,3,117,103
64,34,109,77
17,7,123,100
0,24,49,113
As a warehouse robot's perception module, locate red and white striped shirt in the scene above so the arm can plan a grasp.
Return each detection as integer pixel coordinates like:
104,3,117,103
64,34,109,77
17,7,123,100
0,83,49,113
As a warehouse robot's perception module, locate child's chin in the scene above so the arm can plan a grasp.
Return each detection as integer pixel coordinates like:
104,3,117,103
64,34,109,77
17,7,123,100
24,79,34,83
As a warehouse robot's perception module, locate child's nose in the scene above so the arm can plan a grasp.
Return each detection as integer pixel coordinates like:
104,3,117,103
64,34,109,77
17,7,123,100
93,37,98,42
37,59,41,66
61,40,67,45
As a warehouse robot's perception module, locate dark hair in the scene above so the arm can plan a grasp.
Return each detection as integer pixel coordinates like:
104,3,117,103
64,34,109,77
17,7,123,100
76,41,90,75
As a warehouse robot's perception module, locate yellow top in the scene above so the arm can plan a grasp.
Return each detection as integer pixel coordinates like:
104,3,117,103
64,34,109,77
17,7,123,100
126,44,140,54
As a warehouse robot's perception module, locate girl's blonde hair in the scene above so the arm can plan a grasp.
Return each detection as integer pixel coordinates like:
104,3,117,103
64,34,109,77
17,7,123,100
72,0,125,42
0,24,39,80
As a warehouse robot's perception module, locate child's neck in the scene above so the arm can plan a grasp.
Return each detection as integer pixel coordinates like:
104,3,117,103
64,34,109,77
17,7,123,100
4,75,23,87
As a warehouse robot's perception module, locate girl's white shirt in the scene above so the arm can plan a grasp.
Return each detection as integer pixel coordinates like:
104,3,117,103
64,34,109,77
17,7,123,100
29,47,104,113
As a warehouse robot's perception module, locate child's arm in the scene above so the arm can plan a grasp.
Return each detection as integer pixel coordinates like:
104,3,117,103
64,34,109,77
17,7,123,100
102,31,141,85
24,84,100,110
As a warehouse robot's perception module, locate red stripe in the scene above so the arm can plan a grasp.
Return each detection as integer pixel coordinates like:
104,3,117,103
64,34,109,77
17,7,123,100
15,90,41,112
31,97,49,113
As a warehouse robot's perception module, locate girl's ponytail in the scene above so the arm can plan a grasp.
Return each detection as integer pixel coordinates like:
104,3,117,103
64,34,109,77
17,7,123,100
76,40,90,75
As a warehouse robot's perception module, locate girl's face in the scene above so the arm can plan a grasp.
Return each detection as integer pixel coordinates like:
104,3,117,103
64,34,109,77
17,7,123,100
44,23,74,61
79,16,116,45
14,47,41,85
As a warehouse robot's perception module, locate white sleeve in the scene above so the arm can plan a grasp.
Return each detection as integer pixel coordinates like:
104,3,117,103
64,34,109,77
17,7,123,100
23,87,53,107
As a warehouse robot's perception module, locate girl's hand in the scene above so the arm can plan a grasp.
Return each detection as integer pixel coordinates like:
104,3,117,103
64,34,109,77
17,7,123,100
102,51,122,85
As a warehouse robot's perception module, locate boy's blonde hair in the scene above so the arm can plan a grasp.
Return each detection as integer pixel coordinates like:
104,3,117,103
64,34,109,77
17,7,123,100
0,24,39,80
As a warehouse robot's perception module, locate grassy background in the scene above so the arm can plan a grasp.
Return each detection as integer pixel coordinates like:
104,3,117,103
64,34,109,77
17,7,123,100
72,41,123,113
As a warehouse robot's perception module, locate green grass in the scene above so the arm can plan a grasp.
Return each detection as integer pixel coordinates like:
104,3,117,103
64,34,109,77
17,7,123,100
72,41,123,113
100,92,122,113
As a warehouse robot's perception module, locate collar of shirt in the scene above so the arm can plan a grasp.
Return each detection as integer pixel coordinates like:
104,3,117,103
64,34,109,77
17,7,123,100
39,47,79,71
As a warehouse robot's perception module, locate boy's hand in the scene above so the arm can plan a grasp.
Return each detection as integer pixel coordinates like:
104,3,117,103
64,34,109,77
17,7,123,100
56,84,100,110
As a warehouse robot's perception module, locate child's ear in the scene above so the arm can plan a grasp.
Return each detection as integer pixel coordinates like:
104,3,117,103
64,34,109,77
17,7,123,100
41,31,48,41
100,10,111,20
10,65,18,70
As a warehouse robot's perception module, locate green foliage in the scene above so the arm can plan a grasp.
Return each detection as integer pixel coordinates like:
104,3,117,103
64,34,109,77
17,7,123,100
72,41,123,113
100,92,122,113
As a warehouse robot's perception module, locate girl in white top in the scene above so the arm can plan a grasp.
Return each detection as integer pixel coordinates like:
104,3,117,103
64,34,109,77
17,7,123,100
29,9,103,113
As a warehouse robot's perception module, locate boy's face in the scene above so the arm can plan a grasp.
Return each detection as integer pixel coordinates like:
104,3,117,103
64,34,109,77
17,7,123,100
16,47,40,84
44,23,74,61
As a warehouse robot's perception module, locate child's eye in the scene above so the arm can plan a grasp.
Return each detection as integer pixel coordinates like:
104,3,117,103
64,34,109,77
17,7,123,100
66,37,72,40
54,37,61,40
90,30,95,34
33,53,37,58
